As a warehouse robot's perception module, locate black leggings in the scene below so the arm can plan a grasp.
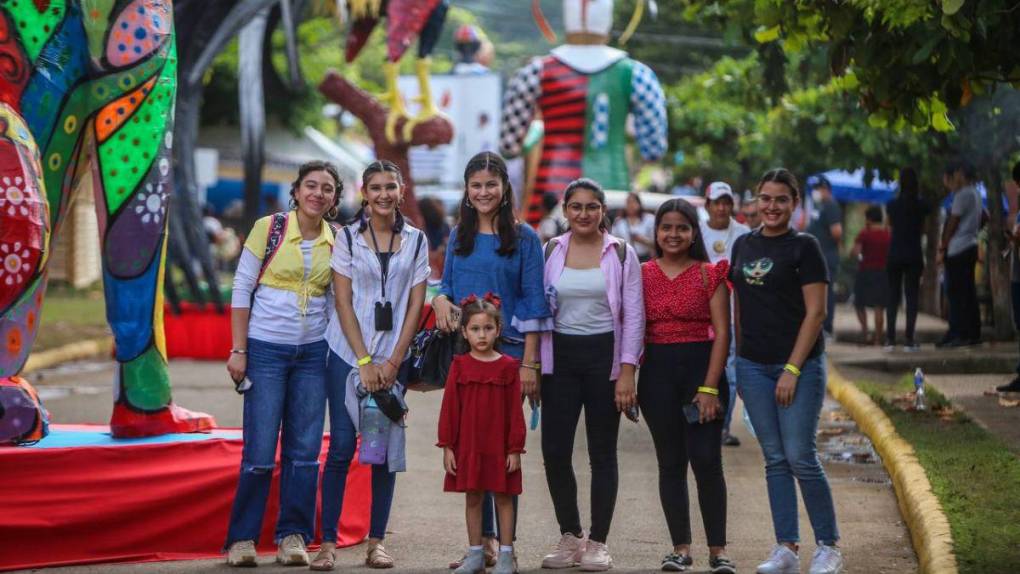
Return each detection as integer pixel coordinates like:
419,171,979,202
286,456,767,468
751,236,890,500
639,341,728,548
886,260,922,344
541,332,620,544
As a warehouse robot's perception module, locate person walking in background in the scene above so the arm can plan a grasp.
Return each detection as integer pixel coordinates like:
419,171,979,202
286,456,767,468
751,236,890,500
538,192,567,243
438,295,527,574
612,192,656,262
997,162,1020,392
432,151,551,569
224,161,341,567
937,158,983,348
741,191,762,229
537,179,643,572
805,176,843,339
884,167,930,351
314,161,429,571
730,169,844,574
851,206,891,346
642,198,736,574
699,181,749,447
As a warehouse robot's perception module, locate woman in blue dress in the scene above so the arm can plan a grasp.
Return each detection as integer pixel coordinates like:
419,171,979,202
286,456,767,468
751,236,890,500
432,151,551,568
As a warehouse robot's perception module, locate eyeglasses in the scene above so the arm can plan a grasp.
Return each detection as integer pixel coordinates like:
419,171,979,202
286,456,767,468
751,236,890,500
757,194,793,206
566,202,603,215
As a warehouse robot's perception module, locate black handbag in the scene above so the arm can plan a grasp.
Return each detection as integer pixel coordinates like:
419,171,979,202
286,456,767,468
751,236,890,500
403,306,464,392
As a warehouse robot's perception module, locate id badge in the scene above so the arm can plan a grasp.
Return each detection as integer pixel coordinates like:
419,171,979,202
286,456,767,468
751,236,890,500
375,301,394,331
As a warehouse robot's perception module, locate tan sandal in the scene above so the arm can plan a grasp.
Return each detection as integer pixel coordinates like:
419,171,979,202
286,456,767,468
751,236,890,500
309,546,336,571
366,543,395,569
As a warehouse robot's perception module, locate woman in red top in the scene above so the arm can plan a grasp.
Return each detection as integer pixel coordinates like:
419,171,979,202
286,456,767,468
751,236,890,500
437,294,526,574
851,205,892,345
640,198,735,573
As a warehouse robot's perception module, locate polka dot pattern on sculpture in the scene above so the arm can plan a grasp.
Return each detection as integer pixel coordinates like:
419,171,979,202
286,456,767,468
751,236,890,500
105,0,171,68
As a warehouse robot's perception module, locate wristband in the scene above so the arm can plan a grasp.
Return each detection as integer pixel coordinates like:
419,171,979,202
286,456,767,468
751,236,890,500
385,358,399,370
783,363,801,377
230,349,247,355
697,386,719,396
521,362,541,371
357,355,372,367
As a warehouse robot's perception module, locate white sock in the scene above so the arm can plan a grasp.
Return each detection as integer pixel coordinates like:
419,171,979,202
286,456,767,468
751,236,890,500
468,545,483,552
499,545,513,553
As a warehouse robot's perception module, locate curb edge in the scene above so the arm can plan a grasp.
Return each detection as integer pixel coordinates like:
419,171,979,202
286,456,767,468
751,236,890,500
23,337,114,374
827,361,958,574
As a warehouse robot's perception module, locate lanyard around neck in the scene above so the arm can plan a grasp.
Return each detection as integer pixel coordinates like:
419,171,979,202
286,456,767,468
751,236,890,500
368,224,396,298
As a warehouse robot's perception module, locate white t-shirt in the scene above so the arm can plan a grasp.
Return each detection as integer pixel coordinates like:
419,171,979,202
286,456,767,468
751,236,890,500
700,219,751,264
612,213,655,258
553,267,614,335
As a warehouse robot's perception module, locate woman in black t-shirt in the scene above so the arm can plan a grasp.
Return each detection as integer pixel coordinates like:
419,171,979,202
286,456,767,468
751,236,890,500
884,167,930,350
728,169,844,574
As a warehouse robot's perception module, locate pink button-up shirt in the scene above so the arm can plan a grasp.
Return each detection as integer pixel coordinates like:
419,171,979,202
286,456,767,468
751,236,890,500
540,231,645,380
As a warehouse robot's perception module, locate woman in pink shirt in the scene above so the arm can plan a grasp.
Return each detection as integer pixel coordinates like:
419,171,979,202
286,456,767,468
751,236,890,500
537,178,644,572
641,198,734,573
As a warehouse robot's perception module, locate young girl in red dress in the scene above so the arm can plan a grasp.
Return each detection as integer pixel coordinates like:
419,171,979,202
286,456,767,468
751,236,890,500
437,294,526,574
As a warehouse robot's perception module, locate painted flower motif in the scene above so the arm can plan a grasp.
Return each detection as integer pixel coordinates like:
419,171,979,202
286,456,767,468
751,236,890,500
134,182,167,225
6,327,22,356
0,175,31,217
0,241,31,286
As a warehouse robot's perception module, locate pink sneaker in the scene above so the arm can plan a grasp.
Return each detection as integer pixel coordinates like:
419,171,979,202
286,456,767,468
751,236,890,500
579,540,613,572
541,532,587,569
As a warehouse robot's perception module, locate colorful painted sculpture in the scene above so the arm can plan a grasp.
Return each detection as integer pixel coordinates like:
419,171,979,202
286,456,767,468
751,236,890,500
500,0,668,224
0,0,214,441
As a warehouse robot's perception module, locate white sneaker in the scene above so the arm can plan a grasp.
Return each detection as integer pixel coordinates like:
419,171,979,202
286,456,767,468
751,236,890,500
756,544,799,574
276,533,309,565
809,545,844,574
542,532,587,569
226,540,257,567
579,540,613,572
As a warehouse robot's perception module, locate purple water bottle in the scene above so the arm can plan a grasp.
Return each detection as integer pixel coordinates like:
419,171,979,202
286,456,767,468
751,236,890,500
359,396,389,465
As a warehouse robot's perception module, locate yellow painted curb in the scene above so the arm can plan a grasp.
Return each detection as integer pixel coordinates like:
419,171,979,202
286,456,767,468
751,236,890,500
22,337,114,374
827,362,957,574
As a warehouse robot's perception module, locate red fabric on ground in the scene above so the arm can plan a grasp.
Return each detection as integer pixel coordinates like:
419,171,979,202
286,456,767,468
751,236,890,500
0,425,370,571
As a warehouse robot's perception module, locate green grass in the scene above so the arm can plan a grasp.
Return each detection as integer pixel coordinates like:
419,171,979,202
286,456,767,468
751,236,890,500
860,375,1020,573
35,283,110,351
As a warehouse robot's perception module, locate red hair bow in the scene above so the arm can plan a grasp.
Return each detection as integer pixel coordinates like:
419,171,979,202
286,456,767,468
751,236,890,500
459,292,502,309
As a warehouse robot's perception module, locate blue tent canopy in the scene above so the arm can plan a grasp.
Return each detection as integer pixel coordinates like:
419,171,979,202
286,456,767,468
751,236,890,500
807,169,897,204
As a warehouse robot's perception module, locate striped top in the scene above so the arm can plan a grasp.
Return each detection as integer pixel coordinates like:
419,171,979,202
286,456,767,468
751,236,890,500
535,55,587,197
325,223,430,367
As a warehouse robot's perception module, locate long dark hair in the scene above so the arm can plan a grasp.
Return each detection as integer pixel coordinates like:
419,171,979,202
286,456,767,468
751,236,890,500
290,160,343,217
898,166,919,200
456,151,517,256
351,160,405,232
653,198,709,261
562,178,609,232
756,168,800,201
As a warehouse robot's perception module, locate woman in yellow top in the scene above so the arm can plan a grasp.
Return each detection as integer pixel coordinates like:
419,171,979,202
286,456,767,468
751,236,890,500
223,160,341,567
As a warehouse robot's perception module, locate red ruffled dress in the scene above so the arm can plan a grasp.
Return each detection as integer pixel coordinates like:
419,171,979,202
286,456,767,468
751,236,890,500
437,353,527,495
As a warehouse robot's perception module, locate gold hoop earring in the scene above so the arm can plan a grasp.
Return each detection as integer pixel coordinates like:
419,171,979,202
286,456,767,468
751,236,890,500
327,206,339,219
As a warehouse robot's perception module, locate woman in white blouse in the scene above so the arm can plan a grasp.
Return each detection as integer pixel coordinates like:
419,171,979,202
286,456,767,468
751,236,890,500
611,192,656,262
313,160,430,571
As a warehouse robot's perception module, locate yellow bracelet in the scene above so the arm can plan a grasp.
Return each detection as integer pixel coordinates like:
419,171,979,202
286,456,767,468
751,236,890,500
697,386,719,396
783,363,801,377
357,355,372,367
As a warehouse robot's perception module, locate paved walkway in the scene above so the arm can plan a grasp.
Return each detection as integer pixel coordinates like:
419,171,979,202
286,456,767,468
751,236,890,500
829,303,1020,454
19,356,916,573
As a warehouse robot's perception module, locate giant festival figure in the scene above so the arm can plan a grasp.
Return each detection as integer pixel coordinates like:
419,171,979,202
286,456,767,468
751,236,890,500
500,0,668,224
0,0,214,441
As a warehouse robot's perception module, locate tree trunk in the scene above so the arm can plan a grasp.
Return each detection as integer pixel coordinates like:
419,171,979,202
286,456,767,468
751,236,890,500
985,168,1013,340
318,72,454,227
920,209,941,316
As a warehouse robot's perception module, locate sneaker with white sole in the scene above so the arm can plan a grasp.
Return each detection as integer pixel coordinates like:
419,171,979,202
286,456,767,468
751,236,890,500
661,553,693,571
276,533,309,566
710,554,737,574
756,544,799,574
808,545,844,574
226,540,257,567
579,540,613,572
542,532,587,569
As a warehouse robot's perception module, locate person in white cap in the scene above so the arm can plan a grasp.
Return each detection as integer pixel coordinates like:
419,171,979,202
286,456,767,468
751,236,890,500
700,181,750,447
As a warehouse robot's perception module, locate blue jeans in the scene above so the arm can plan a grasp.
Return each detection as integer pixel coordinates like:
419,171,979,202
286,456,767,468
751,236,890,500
321,351,397,542
735,355,839,545
225,338,328,547
723,333,737,433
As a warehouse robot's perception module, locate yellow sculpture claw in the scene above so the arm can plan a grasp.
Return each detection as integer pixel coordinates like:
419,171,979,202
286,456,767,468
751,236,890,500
402,57,447,141
383,61,408,144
